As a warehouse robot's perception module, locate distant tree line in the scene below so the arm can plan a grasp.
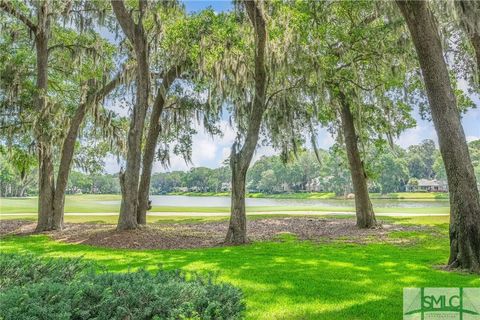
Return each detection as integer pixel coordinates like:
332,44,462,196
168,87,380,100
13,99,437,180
3,139,478,197
153,139,480,196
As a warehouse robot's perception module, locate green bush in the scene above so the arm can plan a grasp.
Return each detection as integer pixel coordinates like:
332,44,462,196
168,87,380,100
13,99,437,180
0,254,245,320
0,253,90,290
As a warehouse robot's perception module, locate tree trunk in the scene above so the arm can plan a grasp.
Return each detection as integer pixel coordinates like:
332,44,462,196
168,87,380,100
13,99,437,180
137,66,180,224
1,0,55,232
36,141,55,232
226,151,248,244
112,0,149,230
52,71,129,229
118,38,148,230
51,104,87,229
471,33,480,85
34,2,54,232
397,0,480,272
337,89,376,228
225,1,268,244
18,185,26,197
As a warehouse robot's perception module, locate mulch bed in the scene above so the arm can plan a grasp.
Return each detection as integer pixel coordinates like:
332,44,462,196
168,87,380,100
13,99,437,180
0,220,34,236
0,217,428,250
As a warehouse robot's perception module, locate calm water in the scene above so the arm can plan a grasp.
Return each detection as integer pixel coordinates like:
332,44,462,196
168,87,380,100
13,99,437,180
100,195,448,208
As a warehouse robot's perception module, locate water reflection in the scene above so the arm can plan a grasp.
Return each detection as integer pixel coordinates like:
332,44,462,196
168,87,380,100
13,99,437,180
99,195,448,208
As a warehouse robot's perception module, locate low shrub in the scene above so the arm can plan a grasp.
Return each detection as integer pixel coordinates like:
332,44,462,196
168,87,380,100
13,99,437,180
0,253,90,290
0,254,245,320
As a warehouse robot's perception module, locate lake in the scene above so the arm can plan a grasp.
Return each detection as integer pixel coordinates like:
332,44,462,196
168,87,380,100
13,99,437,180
99,195,449,209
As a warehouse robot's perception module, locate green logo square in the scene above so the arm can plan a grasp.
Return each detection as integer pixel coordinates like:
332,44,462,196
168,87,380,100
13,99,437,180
404,287,480,320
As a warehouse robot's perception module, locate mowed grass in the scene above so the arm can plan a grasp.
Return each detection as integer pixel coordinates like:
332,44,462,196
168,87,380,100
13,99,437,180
0,194,450,215
0,215,476,319
0,195,232,214
169,191,450,200
167,191,337,199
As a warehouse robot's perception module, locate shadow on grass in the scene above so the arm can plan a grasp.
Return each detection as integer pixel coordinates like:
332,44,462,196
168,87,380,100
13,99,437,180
1,230,478,320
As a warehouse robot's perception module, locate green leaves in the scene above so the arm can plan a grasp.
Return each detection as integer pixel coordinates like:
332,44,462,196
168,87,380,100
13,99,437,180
0,253,245,320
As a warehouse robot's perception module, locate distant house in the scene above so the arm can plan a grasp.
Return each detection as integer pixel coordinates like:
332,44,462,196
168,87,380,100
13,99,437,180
173,187,188,192
221,182,231,192
280,182,291,192
306,177,321,192
407,179,448,192
306,177,330,192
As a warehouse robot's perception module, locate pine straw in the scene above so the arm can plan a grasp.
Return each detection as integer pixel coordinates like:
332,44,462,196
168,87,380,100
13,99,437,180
0,217,430,250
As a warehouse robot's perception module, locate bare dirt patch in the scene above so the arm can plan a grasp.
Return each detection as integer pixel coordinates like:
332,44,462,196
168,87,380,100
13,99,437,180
0,217,428,250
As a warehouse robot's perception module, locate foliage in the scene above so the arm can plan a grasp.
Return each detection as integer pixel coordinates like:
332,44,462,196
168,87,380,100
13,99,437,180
0,146,37,196
0,4,122,146
469,139,480,182
0,253,245,320
405,139,437,179
371,148,409,194
282,0,420,167
0,253,90,291
67,171,120,194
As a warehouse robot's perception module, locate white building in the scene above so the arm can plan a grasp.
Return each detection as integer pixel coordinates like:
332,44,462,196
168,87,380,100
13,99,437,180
408,179,448,192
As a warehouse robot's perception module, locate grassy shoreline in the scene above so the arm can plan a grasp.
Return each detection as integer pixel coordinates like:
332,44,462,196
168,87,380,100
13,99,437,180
167,191,450,200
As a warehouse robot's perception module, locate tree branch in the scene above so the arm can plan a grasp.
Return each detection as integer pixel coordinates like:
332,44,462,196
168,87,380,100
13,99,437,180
340,77,383,92
264,78,303,109
92,64,134,105
0,0,37,33
110,0,136,44
0,121,33,130
153,64,182,104
48,43,100,54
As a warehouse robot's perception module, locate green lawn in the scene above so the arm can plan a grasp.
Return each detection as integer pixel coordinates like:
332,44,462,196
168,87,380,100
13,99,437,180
0,195,231,214
0,215,477,319
168,191,339,199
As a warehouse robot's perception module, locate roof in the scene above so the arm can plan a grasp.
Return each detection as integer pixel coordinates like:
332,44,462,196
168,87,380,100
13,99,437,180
417,179,447,187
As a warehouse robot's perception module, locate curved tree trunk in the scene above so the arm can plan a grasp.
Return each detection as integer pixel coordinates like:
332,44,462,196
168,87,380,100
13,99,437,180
137,66,180,224
337,90,376,228
51,71,127,229
51,104,86,230
112,0,149,231
225,1,267,244
397,0,480,272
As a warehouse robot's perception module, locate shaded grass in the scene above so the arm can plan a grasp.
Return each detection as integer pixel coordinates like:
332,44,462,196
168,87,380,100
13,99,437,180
0,215,475,319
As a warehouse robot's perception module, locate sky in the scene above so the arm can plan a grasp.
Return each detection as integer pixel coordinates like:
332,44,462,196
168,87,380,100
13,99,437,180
104,0,480,173
183,0,233,13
